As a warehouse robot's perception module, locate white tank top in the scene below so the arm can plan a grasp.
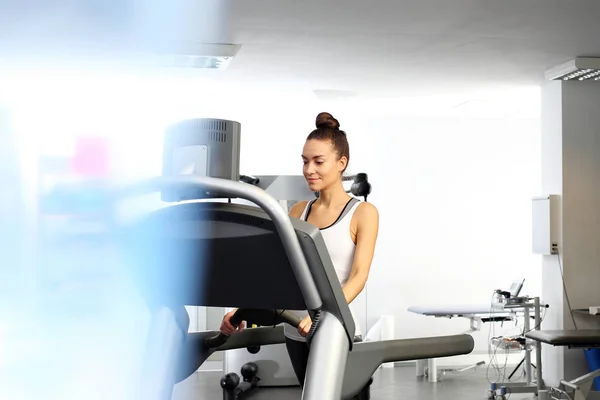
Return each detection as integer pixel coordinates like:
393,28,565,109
283,197,362,342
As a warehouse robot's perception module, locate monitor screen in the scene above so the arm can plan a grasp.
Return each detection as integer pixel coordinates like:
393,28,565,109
509,278,525,297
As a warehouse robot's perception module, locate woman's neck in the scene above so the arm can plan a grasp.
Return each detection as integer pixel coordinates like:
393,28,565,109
317,180,350,208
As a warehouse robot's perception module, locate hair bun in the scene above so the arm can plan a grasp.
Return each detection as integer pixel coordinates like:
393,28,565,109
315,112,340,130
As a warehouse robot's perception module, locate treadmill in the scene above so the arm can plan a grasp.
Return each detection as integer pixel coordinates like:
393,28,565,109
118,118,475,400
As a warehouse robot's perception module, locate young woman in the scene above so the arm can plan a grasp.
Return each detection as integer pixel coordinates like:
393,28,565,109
220,112,379,388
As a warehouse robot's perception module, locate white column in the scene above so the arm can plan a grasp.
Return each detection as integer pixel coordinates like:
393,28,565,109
540,81,600,386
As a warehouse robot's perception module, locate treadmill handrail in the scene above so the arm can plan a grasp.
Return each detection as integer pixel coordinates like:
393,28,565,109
117,175,323,311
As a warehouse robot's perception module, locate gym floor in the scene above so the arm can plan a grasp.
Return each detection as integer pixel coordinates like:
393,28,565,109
173,364,536,399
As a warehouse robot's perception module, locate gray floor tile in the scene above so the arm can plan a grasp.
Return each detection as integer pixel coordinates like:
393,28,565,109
173,364,538,400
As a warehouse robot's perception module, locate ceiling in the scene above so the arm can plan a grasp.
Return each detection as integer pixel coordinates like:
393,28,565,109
2,0,600,107
221,0,600,98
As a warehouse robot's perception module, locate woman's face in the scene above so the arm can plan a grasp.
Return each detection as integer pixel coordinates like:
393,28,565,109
302,139,347,192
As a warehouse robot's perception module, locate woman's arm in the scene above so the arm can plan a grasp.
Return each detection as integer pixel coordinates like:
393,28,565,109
342,202,379,304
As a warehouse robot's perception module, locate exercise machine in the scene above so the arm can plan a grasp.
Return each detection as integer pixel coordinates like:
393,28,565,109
120,175,475,399
163,119,372,391
221,174,371,391
112,118,476,400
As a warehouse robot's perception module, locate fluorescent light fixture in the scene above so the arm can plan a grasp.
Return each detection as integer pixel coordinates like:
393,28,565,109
313,89,358,101
153,43,241,70
545,57,600,81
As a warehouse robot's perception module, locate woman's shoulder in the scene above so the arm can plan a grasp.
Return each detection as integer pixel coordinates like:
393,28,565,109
355,201,378,215
289,200,310,218
353,201,379,223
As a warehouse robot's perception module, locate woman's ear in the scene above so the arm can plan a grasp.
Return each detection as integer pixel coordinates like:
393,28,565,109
338,156,348,172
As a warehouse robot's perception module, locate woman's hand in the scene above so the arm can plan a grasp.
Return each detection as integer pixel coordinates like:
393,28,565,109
298,315,312,337
220,310,246,336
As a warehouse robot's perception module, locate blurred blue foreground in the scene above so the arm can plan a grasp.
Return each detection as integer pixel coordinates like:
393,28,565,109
0,118,156,399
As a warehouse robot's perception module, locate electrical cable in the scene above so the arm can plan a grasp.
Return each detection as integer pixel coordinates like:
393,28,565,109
521,307,547,336
556,250,578,330
487,291,503,384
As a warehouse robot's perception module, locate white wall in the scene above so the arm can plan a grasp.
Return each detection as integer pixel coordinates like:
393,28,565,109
5,70,543,363
327,115,542,354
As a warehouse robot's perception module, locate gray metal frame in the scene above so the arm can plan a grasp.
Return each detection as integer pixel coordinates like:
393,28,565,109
303,311,350,399
496,297,545,396
550,369,600,400
254,175,317,201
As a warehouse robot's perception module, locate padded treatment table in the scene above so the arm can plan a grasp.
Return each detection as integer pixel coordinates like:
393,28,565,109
525,330,600,348
408,304,512,382
408,304,509,317
525,330,600,400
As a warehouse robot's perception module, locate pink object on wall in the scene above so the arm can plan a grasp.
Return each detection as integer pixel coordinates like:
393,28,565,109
71,137,109,177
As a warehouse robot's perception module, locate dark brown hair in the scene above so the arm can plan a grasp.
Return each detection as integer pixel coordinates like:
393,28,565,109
306,112,350,171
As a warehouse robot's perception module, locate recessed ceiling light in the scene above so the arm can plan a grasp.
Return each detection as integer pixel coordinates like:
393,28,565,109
545,57,600,81
152,43,241,70
313,90,358,101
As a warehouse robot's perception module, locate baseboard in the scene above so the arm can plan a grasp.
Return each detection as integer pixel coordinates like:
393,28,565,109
197,361,222,372
394,352,525,368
